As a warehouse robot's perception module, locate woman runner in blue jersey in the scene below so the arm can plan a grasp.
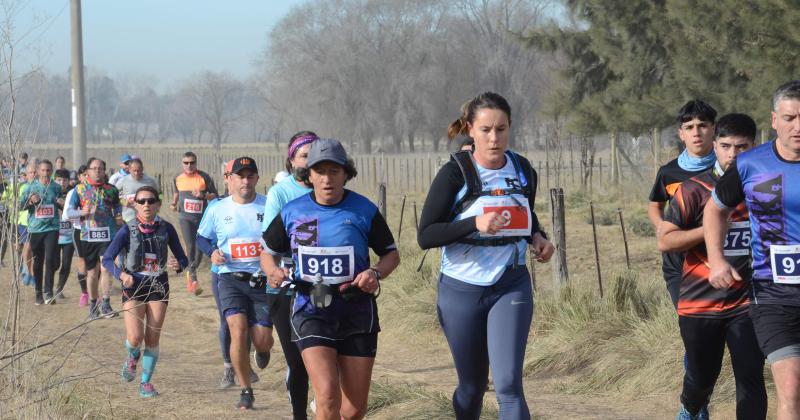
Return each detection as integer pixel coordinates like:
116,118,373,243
101,186,188,398
418,92,554,420
262,139,400,420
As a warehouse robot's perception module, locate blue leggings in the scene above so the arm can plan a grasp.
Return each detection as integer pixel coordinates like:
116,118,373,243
437,266,533,420
211,272,231,364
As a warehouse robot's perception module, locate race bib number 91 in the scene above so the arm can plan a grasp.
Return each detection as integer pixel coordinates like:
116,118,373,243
723,221,751,257
229,238,262,262
298,245,354,284
771,244,800,284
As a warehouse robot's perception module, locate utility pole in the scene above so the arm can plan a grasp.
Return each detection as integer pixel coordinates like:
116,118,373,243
70,0,87,167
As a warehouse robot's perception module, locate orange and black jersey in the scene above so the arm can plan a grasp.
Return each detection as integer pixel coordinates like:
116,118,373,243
664,168,752,318
650,158,713,282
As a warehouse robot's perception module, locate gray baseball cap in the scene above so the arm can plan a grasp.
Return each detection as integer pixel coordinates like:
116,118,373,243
306,138,348,168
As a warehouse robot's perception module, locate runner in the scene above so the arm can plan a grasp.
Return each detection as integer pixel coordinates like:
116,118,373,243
205,159,261,389
17,163,37,286
196,157,272,410
108,153,133,187
66,157,122,319
706,80,800,420
62,165,89,305
263,139,400,420
118,158,159,223
171,151,217,295
418,92,554,420
658,114,766,419
260,131,317,419
649,100,717,307
53,169,74,298
19,160,62,305
101,185,188,398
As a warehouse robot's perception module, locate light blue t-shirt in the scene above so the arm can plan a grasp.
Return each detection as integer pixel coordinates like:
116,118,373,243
197,194,267,275
262,176,311,232
201,196,225,275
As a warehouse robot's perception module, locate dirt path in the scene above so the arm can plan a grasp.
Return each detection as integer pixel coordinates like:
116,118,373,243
5,265,685,419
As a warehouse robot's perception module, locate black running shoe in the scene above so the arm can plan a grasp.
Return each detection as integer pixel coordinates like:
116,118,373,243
254,350,270,369
236,388,254,410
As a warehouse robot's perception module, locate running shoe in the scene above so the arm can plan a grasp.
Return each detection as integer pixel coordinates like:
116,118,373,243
100,299,117,319
249,369,259,384
219,366,235,389
236,388,254,410
254,350,270,369
88,301,101,320
44,294,56,305
34,294,44,306
79,292,89,307
121,356,138,382
676,405,709,420
139,382,158,398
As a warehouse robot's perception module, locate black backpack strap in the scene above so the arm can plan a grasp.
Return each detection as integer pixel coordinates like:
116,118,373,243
457,236,526,247
450,151,482,217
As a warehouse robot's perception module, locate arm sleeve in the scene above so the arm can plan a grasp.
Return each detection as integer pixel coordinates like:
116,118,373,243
197,234,216,257
102,225,129,280
204,172,218,195
417,162,479,249
166,223,189,269
262,214,291,255
712,161,745,209
368,211,397,256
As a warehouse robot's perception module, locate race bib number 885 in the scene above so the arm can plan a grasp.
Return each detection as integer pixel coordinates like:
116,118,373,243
298,245,354,285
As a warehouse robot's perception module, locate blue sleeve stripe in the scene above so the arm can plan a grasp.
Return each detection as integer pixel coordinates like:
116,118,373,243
711,189,731,210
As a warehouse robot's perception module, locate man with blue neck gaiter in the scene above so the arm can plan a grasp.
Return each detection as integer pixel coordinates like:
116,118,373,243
649,100,717,307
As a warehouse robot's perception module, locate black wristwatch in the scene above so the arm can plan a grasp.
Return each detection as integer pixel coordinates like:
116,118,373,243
369,267,382,280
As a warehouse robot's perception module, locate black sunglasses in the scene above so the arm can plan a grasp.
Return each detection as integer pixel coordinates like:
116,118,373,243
136,198,159,205
182,161,196,165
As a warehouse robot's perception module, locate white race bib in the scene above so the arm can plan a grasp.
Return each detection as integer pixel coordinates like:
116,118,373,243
183,198,204,214
137,252,161,276
298,245,355,284
723,221,751,257
59,220,73,238
229,238,262,262
771,244,800,284
479,196,531,237
84,226,110,242
34,204,55,219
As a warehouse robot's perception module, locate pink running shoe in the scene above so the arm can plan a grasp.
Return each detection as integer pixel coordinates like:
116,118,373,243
79,293,89,307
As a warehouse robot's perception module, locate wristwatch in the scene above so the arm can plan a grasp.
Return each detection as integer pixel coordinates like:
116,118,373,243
369,267,382,280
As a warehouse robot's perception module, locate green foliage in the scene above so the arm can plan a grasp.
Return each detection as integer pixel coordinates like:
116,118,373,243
627,213,655,237
527,0,800,134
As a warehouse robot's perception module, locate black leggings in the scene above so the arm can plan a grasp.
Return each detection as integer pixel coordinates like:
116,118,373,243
178,217,202,276
269,292,309,420
679,313,767,419
57,242,74,292
29,230,60,296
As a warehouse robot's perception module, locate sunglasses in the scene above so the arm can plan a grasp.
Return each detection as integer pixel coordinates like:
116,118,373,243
182,161,196,165
136,198,159,205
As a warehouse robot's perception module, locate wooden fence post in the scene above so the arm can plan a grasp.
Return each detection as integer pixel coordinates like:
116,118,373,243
397,195,406,239
618,208,631,270
413,201,419,230
378,183,387,219
590,202,604,298
550,188,569,291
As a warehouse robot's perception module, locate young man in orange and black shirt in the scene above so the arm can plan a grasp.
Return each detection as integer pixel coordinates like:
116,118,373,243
649,100,718,307
658,114,766,420
171,151,217,295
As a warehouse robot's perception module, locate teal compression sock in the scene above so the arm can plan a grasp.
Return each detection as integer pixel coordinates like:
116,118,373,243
141,347,159,384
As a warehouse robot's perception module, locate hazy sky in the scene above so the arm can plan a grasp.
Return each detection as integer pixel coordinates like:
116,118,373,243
17,0,307,89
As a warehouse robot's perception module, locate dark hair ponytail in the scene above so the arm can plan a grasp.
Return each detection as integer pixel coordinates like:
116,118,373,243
447,92,512,141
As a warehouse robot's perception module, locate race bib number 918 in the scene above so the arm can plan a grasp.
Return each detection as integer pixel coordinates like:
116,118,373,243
298,245,354,284
771,244,800,284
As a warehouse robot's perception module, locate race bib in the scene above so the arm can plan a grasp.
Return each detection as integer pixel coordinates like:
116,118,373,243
480,197,531,237
298,245,355,284
723,221,751,257
229,238,262,262
137,252,160,276
34,204,55,219
770,244,800,284
84,226,110,242
59,220,73,239
183,198,204,214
